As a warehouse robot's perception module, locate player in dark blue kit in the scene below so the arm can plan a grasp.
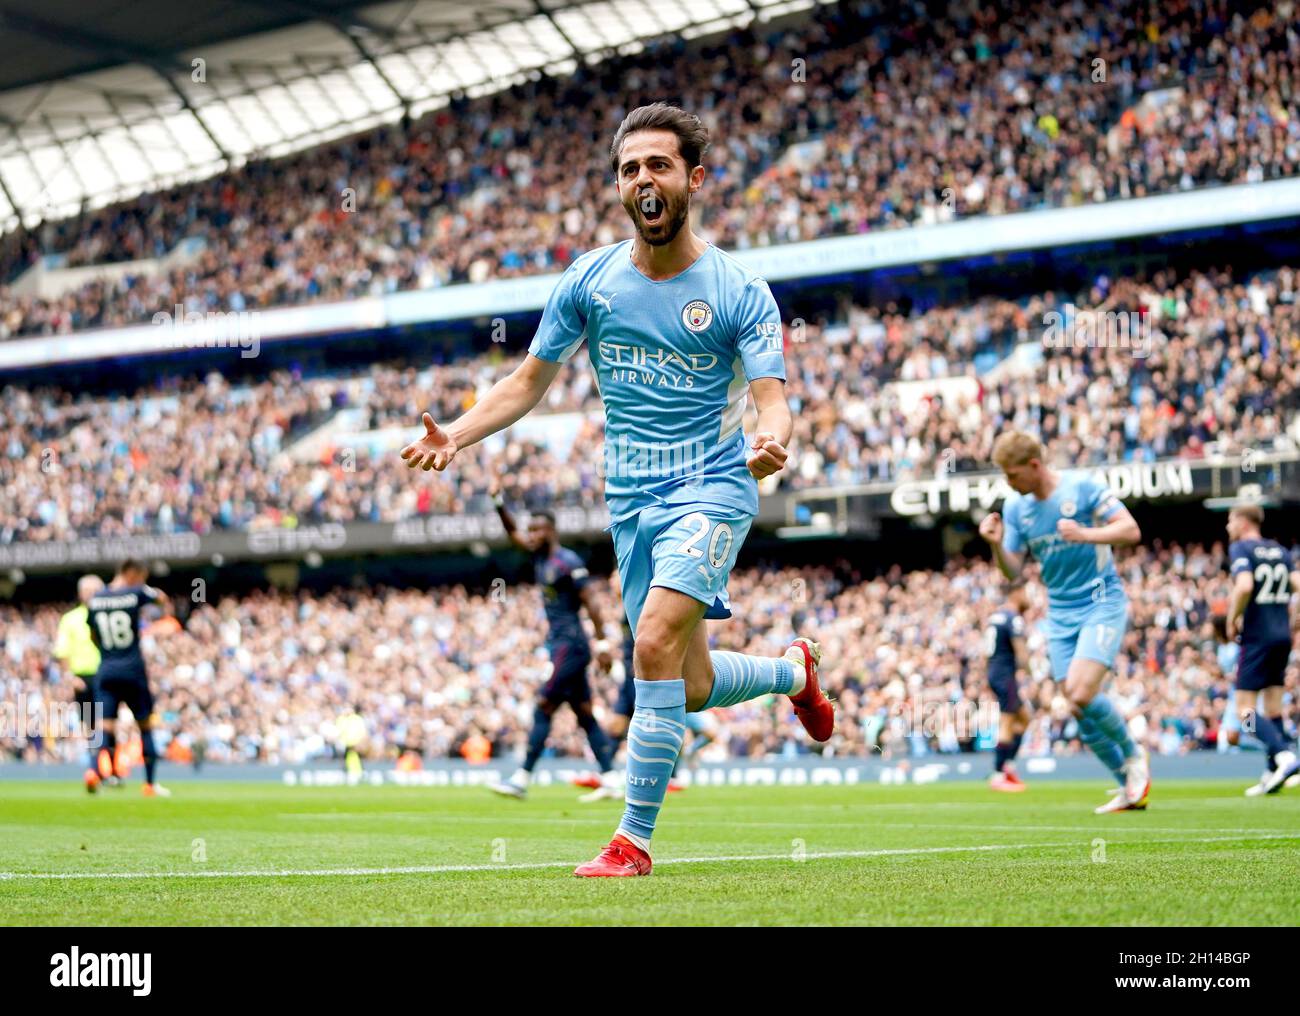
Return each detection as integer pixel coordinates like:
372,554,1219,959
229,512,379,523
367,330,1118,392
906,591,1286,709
986,578,1031,792
86,559,174,797
1225,505,1300,796
488,494,618,800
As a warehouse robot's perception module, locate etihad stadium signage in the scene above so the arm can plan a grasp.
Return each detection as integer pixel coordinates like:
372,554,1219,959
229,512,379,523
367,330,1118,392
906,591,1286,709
787,452,1298,524
888,460,1200,517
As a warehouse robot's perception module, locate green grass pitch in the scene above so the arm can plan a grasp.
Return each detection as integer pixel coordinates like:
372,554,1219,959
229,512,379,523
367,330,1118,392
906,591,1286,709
1,779,1296,925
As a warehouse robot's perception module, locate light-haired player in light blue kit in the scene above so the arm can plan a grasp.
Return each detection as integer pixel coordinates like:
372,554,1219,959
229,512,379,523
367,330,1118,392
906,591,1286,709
980,431,1151,813
400,103,833,876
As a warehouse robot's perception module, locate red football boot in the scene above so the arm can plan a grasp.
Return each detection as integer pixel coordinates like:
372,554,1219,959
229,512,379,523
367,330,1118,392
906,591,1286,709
573,834,652,877
571,773,601,789
785,638,833,742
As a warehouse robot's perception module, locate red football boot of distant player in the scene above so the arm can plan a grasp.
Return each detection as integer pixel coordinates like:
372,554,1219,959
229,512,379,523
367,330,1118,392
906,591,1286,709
571,773,601,789
667,779,685,793
573,834,652,877
83,768,100,794
990,770,1026,793
785,638,833,742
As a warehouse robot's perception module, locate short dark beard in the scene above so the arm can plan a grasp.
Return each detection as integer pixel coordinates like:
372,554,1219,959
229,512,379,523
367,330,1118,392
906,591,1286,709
626,190,690,246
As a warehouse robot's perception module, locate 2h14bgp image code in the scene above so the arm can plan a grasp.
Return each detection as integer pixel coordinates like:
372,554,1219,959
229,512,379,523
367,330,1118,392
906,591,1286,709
0,0,1297,986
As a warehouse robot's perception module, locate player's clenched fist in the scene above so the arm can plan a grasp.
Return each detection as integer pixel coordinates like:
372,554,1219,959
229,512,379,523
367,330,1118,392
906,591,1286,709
401,413,459,471
746,432,788,480
979,511,1004,545
1056,518,1085,542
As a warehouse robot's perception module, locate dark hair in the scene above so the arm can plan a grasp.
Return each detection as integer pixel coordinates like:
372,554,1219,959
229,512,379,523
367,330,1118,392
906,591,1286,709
530,510,556,528
118,558,147,577
609,103,710,174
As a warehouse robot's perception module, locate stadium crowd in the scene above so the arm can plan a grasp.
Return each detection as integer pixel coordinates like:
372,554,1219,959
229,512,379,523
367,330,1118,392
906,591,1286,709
3,544,1295,768
2,262,1297,544
2,0,1299,338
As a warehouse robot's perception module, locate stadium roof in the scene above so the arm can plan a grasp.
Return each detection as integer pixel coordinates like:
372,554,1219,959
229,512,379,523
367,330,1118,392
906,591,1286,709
0,0,822,234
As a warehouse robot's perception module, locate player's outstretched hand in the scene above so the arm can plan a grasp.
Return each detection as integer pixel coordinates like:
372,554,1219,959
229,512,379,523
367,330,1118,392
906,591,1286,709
401,413,458,471
978,511,1004,545
746,432,788,479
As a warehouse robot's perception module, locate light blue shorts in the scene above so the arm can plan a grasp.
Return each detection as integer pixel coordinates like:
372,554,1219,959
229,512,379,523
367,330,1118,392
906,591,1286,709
610,501,753,634
1043,594,1129,681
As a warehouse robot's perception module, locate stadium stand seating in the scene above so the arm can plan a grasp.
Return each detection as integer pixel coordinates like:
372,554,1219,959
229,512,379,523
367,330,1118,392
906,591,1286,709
2,545,1288,765
2,0,1298,338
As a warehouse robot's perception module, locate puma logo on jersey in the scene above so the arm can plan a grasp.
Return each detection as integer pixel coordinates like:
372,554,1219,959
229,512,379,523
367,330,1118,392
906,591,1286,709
592,292,615,313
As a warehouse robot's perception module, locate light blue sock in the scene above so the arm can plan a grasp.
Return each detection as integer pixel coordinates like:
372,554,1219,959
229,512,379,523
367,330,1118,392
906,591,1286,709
701,652,795,710
1082,695,1137,760
1077,712,1126,786
617,679,686,845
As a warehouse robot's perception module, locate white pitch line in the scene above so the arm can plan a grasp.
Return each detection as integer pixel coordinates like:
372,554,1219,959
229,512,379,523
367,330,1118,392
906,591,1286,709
882,822,1299,836
1,832,1296,881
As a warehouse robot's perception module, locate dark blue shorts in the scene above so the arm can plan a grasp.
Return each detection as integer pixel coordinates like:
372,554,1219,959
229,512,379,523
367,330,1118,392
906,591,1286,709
539,643,592,706
73,677,97,709
74,676,99,732
1236,640,1291,692
97,673,155,723
988,668,1022,713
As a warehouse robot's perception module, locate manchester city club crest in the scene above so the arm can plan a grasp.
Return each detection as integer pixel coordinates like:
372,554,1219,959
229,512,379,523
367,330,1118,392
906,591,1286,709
1060,500,1077,518
682,299,713,332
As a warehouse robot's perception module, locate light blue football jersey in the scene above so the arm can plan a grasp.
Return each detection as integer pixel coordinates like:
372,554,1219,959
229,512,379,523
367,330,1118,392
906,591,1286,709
528,239,786,524
1002,471,1127,610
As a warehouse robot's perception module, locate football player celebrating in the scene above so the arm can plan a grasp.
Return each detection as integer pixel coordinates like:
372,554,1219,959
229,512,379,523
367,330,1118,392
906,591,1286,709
403,103,832,876
980,432,1150,814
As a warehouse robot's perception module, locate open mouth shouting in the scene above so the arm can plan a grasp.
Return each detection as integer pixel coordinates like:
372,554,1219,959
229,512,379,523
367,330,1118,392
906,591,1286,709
638,190,665,226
